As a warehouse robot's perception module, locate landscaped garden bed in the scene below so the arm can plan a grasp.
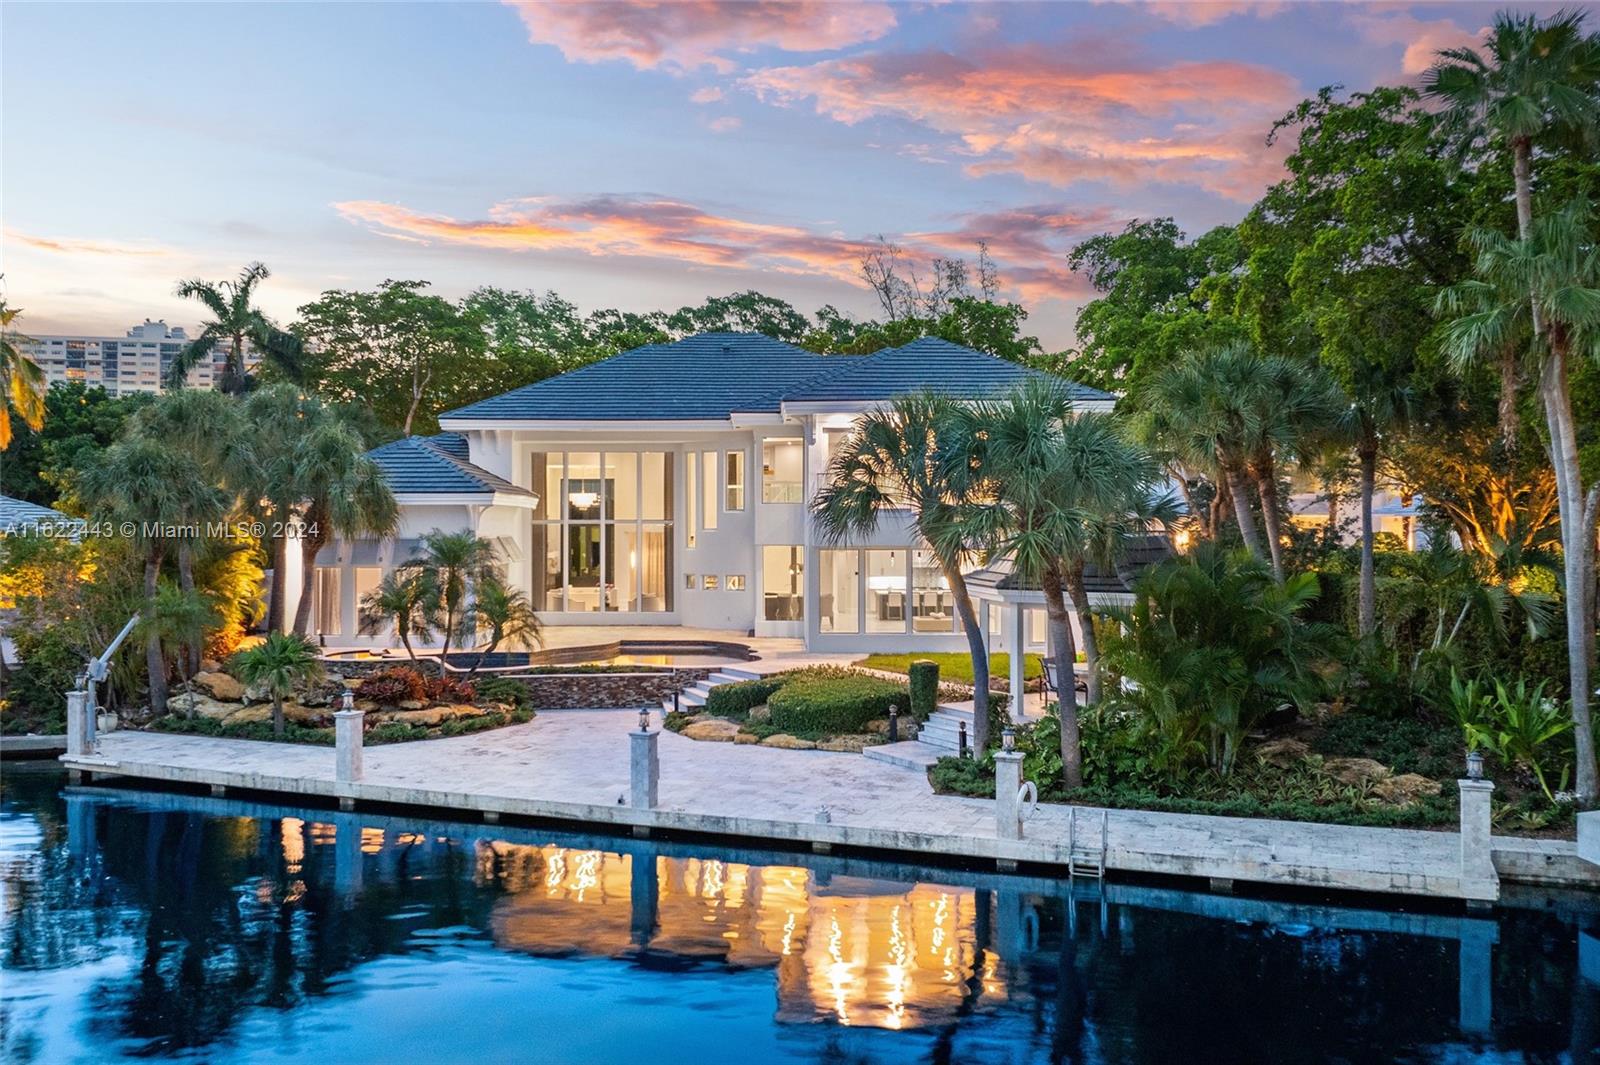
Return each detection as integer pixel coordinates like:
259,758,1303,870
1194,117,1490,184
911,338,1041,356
664,666,929,752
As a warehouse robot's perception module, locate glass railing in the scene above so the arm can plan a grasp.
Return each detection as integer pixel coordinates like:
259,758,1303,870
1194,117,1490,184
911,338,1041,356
762,481,805,505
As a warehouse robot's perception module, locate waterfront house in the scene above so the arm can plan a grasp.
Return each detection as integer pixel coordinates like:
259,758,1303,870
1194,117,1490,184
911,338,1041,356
299,333,1150,671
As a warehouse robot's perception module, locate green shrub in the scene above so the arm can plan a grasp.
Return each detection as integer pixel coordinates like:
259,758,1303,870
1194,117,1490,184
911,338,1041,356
767,670,908,735
1,625,79,734
928,754,993,796
150,715,336,745
704,676,784,717
908,660,939,720
367,722,431,744
475,676,532,710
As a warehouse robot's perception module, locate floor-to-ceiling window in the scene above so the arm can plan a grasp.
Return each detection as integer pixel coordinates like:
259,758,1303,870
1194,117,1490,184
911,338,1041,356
530,450,673,612
762,545,803,621
818,547,959,637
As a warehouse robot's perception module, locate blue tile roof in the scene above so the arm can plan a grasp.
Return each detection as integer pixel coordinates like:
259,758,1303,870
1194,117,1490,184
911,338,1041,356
781,337,1115,404
443,333,841,421
441,332,1111,423
0,495,83,536
366,434,530,497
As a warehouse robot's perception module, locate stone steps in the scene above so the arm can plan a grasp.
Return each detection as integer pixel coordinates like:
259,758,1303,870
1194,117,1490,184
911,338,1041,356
660,666,765,716
919,705,976,753
861,740,945,770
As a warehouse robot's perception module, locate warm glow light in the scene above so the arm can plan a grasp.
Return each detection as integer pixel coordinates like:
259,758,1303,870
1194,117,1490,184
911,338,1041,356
568,490,599,510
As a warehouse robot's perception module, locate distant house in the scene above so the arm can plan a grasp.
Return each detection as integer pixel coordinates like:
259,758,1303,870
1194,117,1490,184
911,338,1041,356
299,333,1150,664
0,495,83,540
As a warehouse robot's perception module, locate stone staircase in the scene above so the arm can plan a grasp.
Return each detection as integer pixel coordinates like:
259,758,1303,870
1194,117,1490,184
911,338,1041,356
860,702,972,770
659,666,763,716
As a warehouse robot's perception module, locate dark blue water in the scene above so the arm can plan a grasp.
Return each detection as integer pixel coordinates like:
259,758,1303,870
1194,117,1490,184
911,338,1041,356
1,767,1596,1064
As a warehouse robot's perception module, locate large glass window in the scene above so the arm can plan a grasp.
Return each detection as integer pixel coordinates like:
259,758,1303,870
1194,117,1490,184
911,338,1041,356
762,439,803,504
819,549,860,633
353,566,382,629
762,546,803,621
686,451,698,547
865,549,908,633
314,568,342,637
725,450,745,512
911,549,954,633
702,451,719,530
530,450,673,612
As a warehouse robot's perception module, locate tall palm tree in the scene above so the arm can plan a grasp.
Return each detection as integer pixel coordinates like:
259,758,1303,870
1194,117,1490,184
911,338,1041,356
289,421,398,637
400,530,498,663
140,583,220,718
1244,358,1343,581
811,391,996,752
0,291,46,450
232,632,323,738
1425,9,1600,454
168,262,302,393
464,575,542,681
1330,366,1412,638
1437,197,1600,803
80,439,229,716
358,570,435,662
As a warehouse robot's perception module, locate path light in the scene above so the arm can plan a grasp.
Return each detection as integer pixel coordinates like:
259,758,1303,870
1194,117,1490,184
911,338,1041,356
639,709,651,733
1002,728,1015,752
341,689,355,713
1466,749,1484,781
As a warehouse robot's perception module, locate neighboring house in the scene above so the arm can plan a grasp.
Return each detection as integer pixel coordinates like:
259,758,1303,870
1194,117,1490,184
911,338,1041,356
1287,490,1430,551
0,495,84,539
304,333,1124,656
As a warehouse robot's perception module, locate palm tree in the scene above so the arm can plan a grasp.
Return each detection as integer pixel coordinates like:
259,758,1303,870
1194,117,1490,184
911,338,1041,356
464,575,542,681
80,439,229,716
1425,8,1600,454
811,391,996,752
1437,197,1600,803
141,583,220,718
234,385,325,632
400,530,498,663
1329,367,1412,638
168,262,302,393
232,631,323,738
956,379,1175,787
289,421,398,637
0,290,46,450
358,570,435,662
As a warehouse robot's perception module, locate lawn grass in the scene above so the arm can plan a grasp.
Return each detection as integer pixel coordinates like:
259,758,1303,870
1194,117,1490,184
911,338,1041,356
855,652,1043,685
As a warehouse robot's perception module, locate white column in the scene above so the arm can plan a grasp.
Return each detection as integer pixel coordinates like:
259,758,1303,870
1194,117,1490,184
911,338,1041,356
335,709,365,783
66,689,93,757
631,727,659,809
1457,779,1498,901
995,749,1023,840
1009,602,1026,721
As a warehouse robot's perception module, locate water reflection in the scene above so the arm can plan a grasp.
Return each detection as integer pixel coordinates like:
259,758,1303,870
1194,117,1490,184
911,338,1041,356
2,769,1597,1064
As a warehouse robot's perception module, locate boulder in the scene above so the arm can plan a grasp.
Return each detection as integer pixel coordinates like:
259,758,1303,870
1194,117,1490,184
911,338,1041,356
683,718,743,742
1322,756,1391,786
192,671,244,702
198,658,223,674
1371,773,1443,805
354,698,380,714
397,699,426,711
818,734,877,753
1255,738,1311,769
376,704,486,727
747,705,772,723
759,734,817,750
733,731,761,745
175,693,243,721
223,702,327,727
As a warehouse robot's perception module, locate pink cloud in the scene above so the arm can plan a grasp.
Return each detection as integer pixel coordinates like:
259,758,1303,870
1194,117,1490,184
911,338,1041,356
332,194,1104,301
503,0,897,72
1137,1,1288,28
689,86,725,104
707,115,742,132
1349,8,1489,76
743,44,1300,200
5,229,174,258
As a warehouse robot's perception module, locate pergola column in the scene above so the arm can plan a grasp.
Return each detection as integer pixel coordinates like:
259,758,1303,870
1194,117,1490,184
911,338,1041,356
1009,601,1026,722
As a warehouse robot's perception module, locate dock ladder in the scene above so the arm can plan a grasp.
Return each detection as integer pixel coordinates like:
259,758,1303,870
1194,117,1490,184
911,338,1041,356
1065,807,1109,881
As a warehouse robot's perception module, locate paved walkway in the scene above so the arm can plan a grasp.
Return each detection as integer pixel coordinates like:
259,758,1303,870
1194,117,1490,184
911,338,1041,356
66,711,1598,901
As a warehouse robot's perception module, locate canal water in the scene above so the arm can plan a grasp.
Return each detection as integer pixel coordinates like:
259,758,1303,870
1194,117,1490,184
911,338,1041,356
2,766,1596,1064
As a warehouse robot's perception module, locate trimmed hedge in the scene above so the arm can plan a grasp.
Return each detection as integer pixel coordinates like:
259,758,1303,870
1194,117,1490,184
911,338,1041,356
908,660,939,720
767,671,909,735
704,676,786,717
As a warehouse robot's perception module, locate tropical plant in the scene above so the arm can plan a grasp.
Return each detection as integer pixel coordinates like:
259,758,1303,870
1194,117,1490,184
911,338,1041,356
168,262,301,393
463,575,541,680
0,289,46,450
79,439,229,716
357,570,435,662
1102,543,1337,775
399,530,499,663
1436,197,1600,803
231,632,323,738
810,390,995,752
140,583,219,719
289,420,398,637
1449,669,1574,800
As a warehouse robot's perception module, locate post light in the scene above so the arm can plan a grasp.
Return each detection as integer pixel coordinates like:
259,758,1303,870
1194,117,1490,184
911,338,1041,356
1466,749,1484,781
888,703,899,743
958,720,969,759
639,709,651,733
341,689,355,713
1002,728,1016,752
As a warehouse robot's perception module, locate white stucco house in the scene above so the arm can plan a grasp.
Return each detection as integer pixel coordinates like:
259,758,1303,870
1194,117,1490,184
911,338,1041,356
301,333,1160,677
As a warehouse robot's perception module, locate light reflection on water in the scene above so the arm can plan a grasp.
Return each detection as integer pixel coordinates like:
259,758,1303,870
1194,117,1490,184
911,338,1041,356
1,767,1597,1064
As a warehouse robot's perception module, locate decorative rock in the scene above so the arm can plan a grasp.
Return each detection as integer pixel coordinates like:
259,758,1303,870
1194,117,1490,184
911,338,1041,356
222,702,326,727
377,704,487,727
747,705,771,723
1322,756,1391,786
818,734,876,753
192,671,245,702
1256,738,1311,768
397,699,426,711
354,698,379,714
759,734,817,750
683,718,743,742
733,732,761,745
177,694,244,720
1372,773,1443,805
198,658,223,674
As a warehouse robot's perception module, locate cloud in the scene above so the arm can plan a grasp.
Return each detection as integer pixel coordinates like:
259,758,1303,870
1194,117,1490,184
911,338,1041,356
707,115,742,132
332,194,1108,301
743,44,1300,200
503,0,897,72
1348,8,1488,76
1137,1,1287,28
5,229,175,258
690,86,725,104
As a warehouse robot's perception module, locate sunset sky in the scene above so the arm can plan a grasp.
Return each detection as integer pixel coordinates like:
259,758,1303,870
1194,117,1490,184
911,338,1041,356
0,1,1554,347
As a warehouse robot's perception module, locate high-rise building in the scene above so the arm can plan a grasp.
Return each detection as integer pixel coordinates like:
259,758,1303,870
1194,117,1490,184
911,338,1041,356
14,320,235,395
